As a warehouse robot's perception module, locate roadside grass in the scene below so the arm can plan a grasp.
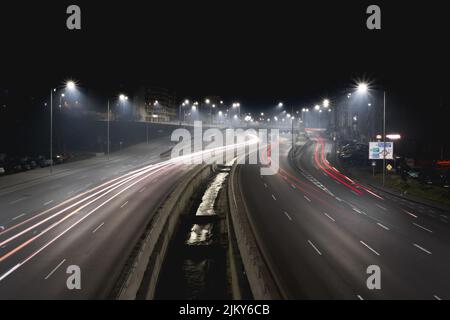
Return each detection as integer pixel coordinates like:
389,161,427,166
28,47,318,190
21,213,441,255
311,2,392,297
372,174,450,207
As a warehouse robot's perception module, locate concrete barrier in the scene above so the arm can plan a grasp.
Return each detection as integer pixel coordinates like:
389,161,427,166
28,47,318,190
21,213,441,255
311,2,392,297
227,164,284,299
114,164,213,299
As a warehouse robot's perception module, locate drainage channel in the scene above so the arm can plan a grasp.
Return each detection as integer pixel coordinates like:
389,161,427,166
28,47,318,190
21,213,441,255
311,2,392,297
155,165,241,299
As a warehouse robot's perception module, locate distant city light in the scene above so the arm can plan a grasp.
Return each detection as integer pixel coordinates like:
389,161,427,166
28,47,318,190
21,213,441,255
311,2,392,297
323,99,330,108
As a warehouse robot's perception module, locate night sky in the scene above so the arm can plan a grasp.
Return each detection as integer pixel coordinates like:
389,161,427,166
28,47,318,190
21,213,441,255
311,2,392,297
1,1,449,157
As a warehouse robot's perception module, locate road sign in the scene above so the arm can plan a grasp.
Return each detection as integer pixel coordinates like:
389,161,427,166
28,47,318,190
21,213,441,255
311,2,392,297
371,161,377,167
386,164,393,171
369,142,394,160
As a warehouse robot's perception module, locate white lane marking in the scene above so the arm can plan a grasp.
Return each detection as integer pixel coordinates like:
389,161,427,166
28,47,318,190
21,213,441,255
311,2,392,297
434,295,442,300
264,183,268,189
360,241,380,256
291,184,296,189
323,212,335,222
304,195,311,202
9,197,27,205
120,201,129,208
402,209,418,218
0,264,21,281
307,240,322,256
92,222,105,233
139,187,146,193
413,223,433,233
12,213,26,221
271,194,277,201
376,204,387,211
283,211,292,221
357,295,364,300
44,259,66,280
413,243,432,255
43,200,54,206
377,222,390,231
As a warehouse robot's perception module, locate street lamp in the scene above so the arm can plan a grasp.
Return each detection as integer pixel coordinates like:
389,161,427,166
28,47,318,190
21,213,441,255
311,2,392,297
49,80,76,173
357,83,368,93
356,82,388,186
323,99,330,108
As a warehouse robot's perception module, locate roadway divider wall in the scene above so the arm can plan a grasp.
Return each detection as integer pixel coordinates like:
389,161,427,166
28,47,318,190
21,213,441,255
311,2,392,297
114,164,214,299
227,164,284,299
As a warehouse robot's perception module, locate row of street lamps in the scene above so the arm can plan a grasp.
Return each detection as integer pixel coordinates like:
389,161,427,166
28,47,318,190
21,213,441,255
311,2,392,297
47,80,130,173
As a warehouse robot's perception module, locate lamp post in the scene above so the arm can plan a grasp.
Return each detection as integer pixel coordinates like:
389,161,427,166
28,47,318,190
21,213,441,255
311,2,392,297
49,80,76,174
356,83,388,187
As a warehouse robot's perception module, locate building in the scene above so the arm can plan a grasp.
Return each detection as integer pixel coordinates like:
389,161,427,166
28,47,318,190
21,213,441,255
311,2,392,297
134,86,177,122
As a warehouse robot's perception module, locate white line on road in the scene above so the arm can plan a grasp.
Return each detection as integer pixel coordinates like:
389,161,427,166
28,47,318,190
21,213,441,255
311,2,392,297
323,213,335,222
307,240,322,256
377,223,390,231
291,184,296,189
357,295,364,300
44,259,66,280
264,183,268,189
12,213,26,221
413,243,432,255
0,264,21,281
304,195,311,202
120,201,129,208
413,223,433,233
360,240,380,256
9,197,27,205
376,204,387,211
283,211,292,221
434,295,442,300
92,222,105,233
271,194,277,201
402,209,418,218
43,200,54,206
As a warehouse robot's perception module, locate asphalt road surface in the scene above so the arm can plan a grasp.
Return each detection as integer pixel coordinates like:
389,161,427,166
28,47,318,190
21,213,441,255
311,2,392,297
0,137,195,299
239,131,450,300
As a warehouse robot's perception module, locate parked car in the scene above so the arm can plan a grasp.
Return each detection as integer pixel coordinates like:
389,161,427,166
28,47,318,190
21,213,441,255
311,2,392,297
0,166,5,175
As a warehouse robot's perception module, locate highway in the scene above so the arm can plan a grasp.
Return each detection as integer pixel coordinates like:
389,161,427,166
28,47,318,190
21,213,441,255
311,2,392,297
238,131,450,300
0,137,196,299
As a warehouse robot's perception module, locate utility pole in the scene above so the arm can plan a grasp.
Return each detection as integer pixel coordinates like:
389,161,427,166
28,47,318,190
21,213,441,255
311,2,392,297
107,99,110,160
50,89,53,174
382,91,386,187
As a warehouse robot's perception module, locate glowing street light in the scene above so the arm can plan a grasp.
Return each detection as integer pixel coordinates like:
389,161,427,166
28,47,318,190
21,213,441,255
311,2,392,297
66,80,76,90
277,102,283,108
323,99,330,108
357,83,368,93
314,105,320,111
